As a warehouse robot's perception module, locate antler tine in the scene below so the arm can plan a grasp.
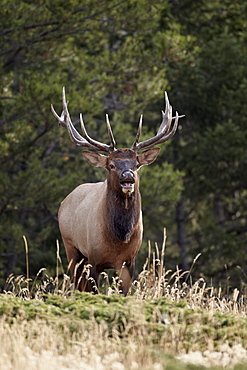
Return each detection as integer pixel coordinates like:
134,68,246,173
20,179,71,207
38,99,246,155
51,91,71,130
154,111,181,145
51,103,64,125
157,92,172,135
132,91,184,152
131,115,143,151
79,114,112,152
106,114,116,151
51,87,114,153
61,87,89,145
51,92,87,145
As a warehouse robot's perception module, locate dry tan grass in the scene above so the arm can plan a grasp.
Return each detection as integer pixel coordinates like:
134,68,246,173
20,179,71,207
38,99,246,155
0,316,169,370
1,230,247,369
5,230,247,315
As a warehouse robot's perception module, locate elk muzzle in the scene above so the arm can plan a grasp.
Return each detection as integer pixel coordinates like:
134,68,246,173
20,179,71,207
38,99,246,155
120,170,135,194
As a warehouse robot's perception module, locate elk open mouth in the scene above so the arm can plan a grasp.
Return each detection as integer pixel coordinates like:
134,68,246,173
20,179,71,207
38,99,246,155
120,180,135,193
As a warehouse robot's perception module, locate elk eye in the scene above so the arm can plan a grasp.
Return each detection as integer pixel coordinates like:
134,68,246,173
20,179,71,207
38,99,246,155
109,163,115,169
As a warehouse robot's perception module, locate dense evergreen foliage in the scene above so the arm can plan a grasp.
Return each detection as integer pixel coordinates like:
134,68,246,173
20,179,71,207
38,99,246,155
0,0,246,289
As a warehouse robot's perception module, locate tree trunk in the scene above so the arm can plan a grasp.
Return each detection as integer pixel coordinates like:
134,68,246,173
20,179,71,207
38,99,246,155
172,117,189,273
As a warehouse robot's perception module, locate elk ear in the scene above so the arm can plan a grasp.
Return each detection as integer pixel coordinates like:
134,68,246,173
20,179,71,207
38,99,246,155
137,147,160,167
81,151,108,168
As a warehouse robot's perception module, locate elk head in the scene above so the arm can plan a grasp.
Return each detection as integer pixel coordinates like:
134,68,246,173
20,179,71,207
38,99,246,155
81,148,160,198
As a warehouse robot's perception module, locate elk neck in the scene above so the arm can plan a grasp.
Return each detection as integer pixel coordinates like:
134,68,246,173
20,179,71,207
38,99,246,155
104,178,142,244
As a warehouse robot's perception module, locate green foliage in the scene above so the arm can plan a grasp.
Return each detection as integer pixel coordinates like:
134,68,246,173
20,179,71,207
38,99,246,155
0,0,183,284
0,0,246,289
166,0,247,284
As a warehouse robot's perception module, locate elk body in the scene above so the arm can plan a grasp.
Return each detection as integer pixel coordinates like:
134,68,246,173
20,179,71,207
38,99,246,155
52,88,183,295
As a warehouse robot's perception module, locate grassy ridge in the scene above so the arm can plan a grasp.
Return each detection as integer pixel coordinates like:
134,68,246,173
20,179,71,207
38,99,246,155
1,291,247,369
1,292,247,349
1,236,247,369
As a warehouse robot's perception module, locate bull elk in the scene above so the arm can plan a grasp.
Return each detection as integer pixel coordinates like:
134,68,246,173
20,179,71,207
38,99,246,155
51,88,183,295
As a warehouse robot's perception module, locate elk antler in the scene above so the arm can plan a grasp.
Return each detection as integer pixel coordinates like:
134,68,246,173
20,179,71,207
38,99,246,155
51,87,116,153
131,92,184,152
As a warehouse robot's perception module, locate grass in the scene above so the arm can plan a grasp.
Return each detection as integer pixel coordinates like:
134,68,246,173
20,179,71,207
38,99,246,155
1,231,247,369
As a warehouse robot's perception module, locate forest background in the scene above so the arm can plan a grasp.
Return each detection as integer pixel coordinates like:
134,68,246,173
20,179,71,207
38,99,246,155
0,0,246,291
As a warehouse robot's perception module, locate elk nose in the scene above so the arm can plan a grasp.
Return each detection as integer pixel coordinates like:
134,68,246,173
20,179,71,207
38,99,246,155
120,170,135,182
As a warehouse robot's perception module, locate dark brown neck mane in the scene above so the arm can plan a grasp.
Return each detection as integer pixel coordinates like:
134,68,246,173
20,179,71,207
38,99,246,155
105,185,141,243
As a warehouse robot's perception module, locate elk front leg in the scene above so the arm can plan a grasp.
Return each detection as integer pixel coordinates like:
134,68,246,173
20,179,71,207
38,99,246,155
85,265,99,294
118,260,135,296
64,244,88,291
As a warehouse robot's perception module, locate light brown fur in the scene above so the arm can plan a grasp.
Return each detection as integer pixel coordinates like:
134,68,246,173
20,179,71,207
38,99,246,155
59,148,159,295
